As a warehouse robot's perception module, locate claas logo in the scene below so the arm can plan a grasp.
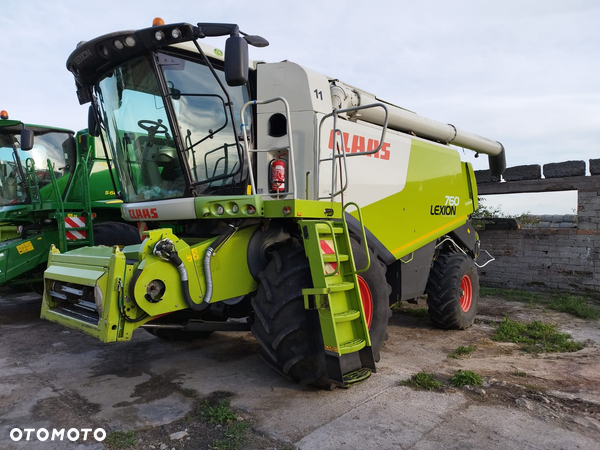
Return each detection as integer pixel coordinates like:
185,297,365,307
328,130,390,160
127,208,159,219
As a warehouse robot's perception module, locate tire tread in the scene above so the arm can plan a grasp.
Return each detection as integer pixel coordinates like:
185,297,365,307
426,253,478,330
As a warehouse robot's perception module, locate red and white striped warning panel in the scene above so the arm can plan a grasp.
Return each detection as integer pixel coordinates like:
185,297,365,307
65,216,87,240
320,239,338,275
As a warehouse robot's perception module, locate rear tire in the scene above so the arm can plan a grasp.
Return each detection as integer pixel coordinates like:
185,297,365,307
426,253,479,329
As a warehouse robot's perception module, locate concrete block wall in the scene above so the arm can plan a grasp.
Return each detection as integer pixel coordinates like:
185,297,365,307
578,191,600,231
476,159,600,294
478,228,600,293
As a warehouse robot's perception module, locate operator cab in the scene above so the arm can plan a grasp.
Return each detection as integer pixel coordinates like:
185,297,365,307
0,114,75,206
74,22,262,203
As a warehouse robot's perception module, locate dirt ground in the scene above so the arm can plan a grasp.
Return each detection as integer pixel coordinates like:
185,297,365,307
394,296,600,427
0,288,599,450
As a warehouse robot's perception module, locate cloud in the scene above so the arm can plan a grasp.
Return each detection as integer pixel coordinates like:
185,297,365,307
1,0,597,213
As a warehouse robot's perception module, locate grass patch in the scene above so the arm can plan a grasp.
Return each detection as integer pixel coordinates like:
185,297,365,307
104,431,136,449
210,422,249,450
448,345,475,359
491,317,583,353
391,302,429,318
449,370,483,387
181,387,198,398
181,412,195,425
201,398,238,424
480,287,599,320
401,372,444,391
547,295,599,320
480,287,538,303
512,370,527,377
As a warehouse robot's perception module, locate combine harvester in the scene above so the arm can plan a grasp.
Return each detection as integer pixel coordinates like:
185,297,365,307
0,111,139,291
41,19,505,388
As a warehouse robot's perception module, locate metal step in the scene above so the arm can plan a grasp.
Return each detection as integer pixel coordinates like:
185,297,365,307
323,254,349,263
315,224,344,234
334,309,361,322
339,337,366,354
343,367,372,385
326,281,354,292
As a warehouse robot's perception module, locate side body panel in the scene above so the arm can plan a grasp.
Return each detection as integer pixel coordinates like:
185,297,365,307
255,61,477,260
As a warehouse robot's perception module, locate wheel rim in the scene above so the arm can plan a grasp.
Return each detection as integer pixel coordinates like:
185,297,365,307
460,275,472,312
357,275,373,328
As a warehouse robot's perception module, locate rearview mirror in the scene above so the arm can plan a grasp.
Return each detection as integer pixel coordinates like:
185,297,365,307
20,128,34,151
224,35,249,86
88,105,100,137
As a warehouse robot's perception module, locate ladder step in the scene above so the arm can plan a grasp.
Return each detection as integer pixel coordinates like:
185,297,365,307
343,367,372,385
334,309,361,322
339,338,366,354
315,224,344,234
323,254,349,263
326,281,354,292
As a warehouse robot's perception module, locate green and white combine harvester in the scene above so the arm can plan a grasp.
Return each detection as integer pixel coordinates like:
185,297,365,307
0,111,139,290
41,19,506,388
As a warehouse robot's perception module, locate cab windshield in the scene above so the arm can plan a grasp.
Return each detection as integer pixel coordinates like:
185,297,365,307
0,130,73,206
96,52,250,202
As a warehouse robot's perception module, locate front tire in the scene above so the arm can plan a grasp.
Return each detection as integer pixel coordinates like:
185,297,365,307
426,253,479,329
350,238,392,362
251,237,391,388
251,239,328,386
93,221,141,247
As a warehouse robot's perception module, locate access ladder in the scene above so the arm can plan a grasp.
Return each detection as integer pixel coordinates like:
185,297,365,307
47,156,94,252
300,203,375,387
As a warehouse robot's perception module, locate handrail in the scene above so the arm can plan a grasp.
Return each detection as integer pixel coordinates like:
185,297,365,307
24,158,40,204
47,158,64,210
47,158,67,251
79,155,94,245
317,103,389,201
343,202,370,274
240,97,297,199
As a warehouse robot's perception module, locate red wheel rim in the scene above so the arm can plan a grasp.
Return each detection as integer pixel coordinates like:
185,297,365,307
357,275,373,328
460,275,472,312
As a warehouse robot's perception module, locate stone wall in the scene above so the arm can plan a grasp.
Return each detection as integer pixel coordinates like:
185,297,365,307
475,159,600,294
478,228,600,293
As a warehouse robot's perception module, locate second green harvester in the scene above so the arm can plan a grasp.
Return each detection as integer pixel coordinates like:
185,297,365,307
0,111,140,290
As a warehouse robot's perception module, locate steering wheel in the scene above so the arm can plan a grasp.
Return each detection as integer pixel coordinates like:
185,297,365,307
138,119,168,135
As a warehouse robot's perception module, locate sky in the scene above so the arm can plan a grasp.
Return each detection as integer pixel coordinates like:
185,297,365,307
1,0,598,214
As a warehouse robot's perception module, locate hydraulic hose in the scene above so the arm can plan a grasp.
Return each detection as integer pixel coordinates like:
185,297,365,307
153,238,206,311
152,223,239,311
202,223,238,305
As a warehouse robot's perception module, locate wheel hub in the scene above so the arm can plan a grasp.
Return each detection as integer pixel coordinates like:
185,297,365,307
357,275,373,328
460,275,472,312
